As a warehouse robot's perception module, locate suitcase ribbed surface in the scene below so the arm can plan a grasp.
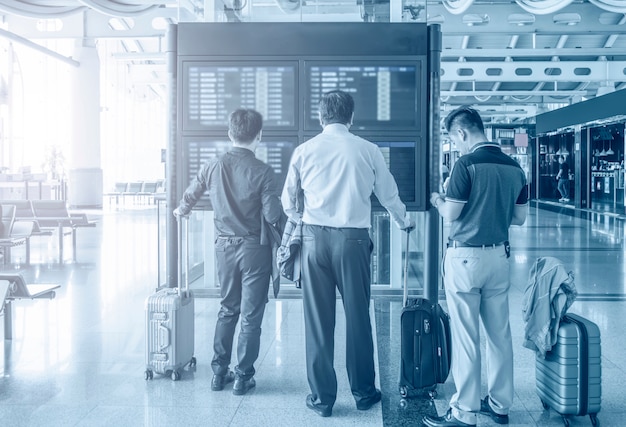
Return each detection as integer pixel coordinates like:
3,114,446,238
145,288,194,375
536,313,601,416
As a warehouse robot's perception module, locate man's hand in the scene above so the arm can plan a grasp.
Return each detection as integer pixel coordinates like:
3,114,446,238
403,218,416,232
430,192,444,209
173,207,188,219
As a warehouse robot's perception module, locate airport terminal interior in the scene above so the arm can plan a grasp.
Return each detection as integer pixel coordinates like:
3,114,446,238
1,0,626,426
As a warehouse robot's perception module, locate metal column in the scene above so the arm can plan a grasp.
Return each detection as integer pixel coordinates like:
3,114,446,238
166,24,179,288
424,24,442,302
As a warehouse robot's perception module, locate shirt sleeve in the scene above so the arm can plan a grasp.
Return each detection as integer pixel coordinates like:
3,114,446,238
261,167,283,225
178,161,211,215
371,147,411,229
281,149,302,222
445,160,471,203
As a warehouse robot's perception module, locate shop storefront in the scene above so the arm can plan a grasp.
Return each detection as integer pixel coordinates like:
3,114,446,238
534,89,626,213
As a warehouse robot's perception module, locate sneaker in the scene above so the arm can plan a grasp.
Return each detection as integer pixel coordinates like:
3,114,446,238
479,396,509,425
563,198,570,202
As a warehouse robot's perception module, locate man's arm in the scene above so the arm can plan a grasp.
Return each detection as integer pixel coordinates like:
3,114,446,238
281,153,302,221
261,169,283,225
430,192,464,222
511,204,527,226
174,164,210,217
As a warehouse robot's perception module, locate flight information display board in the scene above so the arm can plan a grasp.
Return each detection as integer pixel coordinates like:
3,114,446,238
183,62,297,131
370,140,418,207
182,139,296,208
305,63,419,131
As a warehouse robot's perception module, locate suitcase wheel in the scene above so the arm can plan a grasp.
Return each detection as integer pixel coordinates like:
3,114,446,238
399,385,409,398
171,370,181,381
144,369,153,380
590,414,599,426
561,415,570,427
540,399,549,410
190,356,197,368
428,389,438,399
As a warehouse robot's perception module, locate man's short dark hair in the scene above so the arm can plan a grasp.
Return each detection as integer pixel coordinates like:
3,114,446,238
444,105,485,135
318,90,354,126
229,108,263,144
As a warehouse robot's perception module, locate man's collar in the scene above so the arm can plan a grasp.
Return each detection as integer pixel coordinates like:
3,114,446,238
231,145,255,154
322,123,350,133
470,141,500,153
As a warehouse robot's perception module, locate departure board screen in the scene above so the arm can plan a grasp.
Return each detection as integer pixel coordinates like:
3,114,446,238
182,139,296,209
306,63,419,131
370,141,417,207
183,62,297,130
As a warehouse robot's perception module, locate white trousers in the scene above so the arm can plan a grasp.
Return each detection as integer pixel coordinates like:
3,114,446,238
443,245,514,425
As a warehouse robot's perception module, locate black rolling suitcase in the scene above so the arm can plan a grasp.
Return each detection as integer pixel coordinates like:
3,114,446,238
399,230,451,398
536,313,601,427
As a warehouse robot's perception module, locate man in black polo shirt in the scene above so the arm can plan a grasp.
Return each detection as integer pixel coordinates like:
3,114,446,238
174,108,282,396
423,106,528,427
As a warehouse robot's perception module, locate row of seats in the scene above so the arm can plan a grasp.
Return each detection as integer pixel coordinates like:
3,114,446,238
0,200,96,265
105,180,164,206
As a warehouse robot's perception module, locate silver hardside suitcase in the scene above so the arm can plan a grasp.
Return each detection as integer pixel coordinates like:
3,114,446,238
144,217,196,381
536,313,601,427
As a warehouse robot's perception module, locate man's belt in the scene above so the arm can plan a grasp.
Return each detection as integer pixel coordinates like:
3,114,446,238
447,240,509,249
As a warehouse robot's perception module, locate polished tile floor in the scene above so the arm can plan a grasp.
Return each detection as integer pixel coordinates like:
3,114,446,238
1,202,625,426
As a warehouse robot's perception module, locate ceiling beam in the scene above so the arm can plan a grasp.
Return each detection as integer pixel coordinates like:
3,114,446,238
441,60,626,82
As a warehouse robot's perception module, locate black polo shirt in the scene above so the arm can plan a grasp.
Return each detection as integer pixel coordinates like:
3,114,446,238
446,142,528,245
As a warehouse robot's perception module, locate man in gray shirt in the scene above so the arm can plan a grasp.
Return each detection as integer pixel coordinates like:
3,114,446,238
175,108,282,396
282,90,414,417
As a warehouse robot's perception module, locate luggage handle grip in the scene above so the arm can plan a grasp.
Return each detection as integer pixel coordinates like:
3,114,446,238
158,324,170,350
403,229,410,307
176,216,190,298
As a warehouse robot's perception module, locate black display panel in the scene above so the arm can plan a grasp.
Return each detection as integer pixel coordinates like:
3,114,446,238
305,62,420,131
182,62,298,131
182,138,297,209
370,140,418,208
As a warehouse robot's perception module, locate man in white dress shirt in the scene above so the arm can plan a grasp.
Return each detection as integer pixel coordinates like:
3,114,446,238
281,90,415,418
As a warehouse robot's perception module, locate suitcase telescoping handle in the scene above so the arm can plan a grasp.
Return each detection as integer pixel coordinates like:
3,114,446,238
402,229,410,307
176,216,190,298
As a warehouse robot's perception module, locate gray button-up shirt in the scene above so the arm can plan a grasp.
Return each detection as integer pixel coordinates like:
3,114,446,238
178,146,283,238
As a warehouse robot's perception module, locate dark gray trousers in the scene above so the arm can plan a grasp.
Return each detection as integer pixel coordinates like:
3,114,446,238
212,237,271,380
301,225,377,409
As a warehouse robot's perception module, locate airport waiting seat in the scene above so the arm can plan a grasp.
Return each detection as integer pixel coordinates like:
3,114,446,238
0,273,60,340
0,205,31,265
30,200,96,263
138,181,159,204
123,181,143,205
104,182,129,206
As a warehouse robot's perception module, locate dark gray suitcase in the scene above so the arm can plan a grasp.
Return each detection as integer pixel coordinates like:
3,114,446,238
144,218,196,381
536,313,601,427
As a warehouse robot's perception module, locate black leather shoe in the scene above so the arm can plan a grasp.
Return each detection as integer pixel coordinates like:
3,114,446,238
356,389,382,410
306,394,332,417
422,409,475,427
232,377,256,395
480,396,509,425
211,371,235,391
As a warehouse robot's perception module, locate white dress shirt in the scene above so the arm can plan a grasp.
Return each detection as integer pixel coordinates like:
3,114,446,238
281,123,410,229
